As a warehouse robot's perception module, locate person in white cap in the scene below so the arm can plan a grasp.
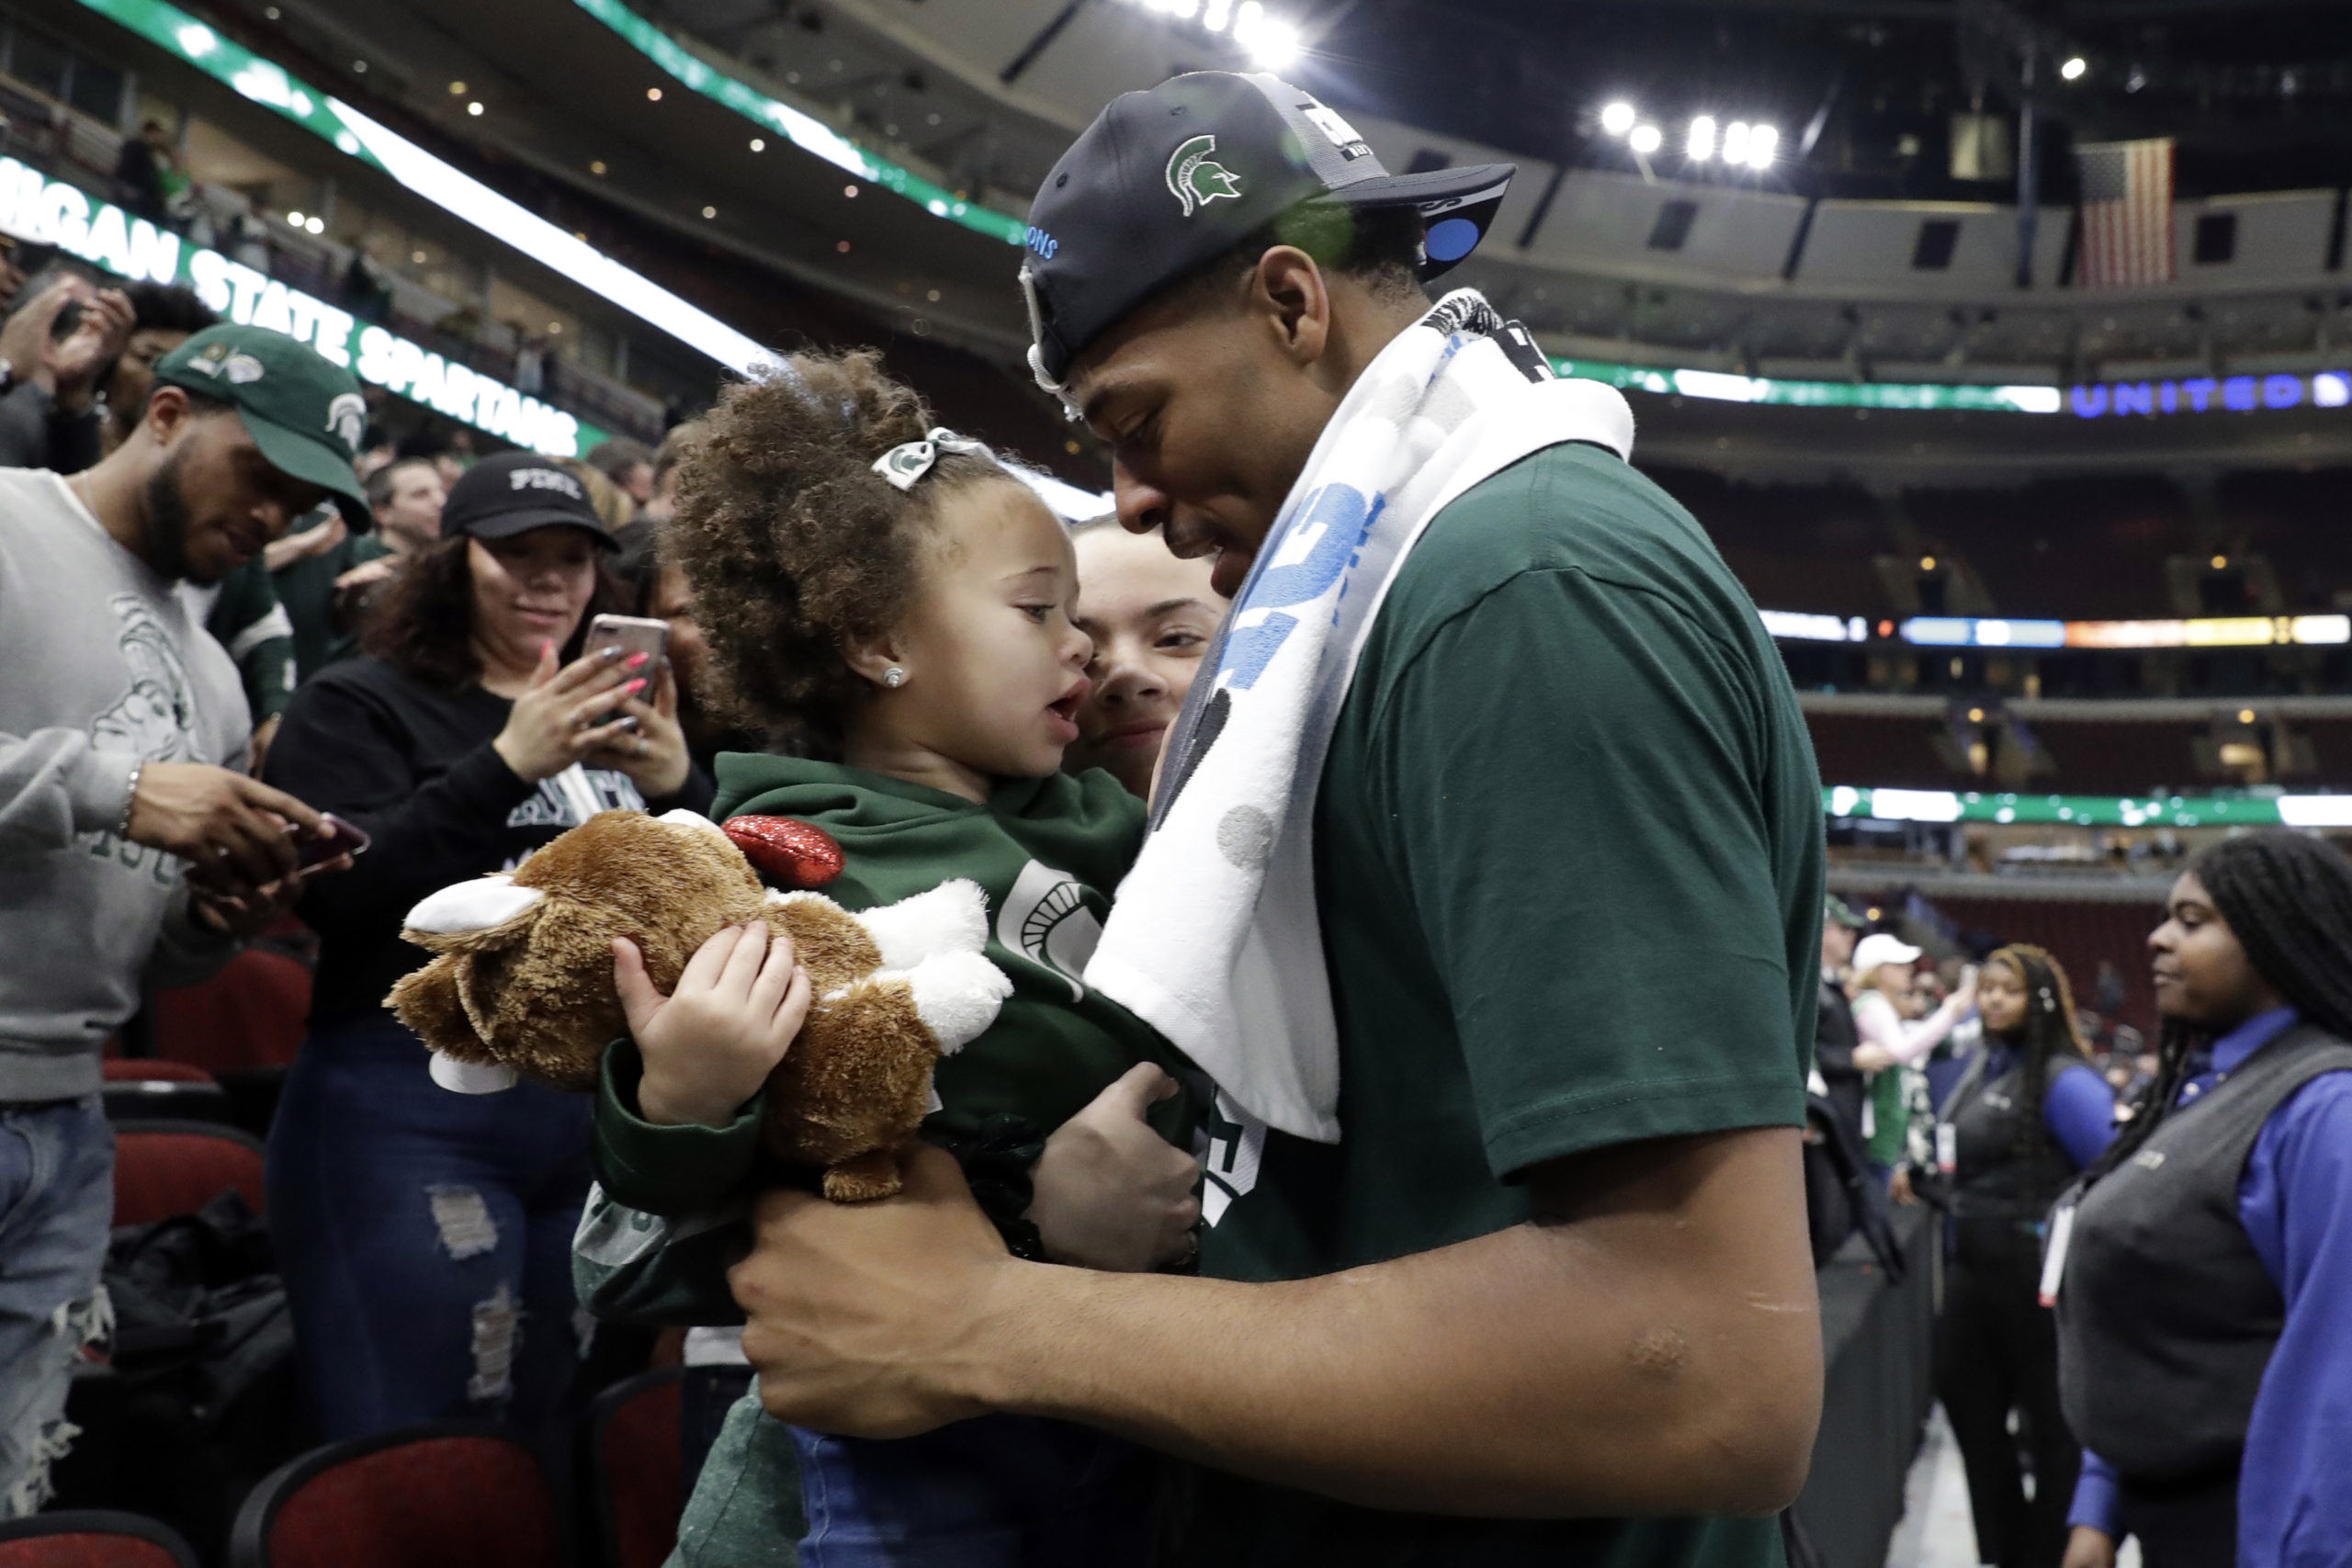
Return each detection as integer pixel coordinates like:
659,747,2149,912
1851,932,1978,1179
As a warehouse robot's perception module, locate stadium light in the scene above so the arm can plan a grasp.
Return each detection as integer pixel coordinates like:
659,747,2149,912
2061,56,2087,81
1746,123,1778,170
1723,121,1750,164
1628,123,1663,155
1600,101,1637,137
1687,115,1717,161
1232,3,1301,66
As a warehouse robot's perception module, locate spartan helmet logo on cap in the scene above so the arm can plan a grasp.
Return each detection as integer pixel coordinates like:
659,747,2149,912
1166,134,1244,218
325,392,367,451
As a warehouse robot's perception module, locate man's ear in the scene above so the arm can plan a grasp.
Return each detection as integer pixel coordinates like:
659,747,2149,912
139,382,197,445
1250,245,1332,372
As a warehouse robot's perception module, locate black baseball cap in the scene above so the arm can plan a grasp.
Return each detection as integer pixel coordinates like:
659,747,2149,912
1020,72,1515,391
439,452,618,548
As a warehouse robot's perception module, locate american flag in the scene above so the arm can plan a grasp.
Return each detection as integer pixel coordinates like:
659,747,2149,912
2076,138,2175,288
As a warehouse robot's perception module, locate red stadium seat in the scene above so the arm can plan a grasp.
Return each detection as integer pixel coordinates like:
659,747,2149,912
0,1510,200,1568
229,1426,564,1568
151,947,311,1075
111,1122,267,1227
100,1060,219,1085
585,1370,687,1568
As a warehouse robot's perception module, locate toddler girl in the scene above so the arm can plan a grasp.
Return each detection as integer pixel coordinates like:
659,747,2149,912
572,350,1199,1567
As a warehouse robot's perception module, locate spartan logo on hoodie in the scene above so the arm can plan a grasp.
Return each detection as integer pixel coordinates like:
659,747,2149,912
93,594,198,767
88,595,199,879
995,859,1104,1002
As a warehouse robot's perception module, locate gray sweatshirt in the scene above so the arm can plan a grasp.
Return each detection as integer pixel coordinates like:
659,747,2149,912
0,467,248,1100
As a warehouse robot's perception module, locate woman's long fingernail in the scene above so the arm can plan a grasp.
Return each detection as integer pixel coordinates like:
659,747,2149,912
626,652,650,669
600,645,623,660
624,678,647,694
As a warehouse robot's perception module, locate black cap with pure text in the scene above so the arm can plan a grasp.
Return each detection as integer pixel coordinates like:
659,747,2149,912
1019,72,1515,392
439,452,618,548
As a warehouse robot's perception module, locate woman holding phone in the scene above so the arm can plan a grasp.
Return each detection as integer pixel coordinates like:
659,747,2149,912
263,452,711,1439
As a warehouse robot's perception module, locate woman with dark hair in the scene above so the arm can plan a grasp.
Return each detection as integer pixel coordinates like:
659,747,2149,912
2058,832,2352,1568
1935,944,2117,1568
262,452,712,1439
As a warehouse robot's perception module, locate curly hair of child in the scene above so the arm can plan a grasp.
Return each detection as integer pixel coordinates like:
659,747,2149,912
664,350,1012,755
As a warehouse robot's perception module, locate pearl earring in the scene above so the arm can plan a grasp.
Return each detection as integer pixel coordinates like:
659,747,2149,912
882,666,907,689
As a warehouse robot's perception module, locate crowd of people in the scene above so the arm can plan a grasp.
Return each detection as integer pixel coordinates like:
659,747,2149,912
0,63,2345,1568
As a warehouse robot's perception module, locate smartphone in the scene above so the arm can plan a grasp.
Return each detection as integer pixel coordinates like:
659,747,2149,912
297,812,371,870
587,614,670,729
588,613,670,674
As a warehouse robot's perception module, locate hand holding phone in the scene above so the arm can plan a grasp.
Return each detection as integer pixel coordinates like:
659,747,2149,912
297,812,371,871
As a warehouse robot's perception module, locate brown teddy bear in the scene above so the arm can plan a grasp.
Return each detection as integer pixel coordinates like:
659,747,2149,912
387,808,1011,1201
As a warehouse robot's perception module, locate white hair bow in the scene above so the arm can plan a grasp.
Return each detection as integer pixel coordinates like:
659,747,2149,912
871,427,993,491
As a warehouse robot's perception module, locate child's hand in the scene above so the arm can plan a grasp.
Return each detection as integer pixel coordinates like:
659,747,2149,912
616,923,811,1129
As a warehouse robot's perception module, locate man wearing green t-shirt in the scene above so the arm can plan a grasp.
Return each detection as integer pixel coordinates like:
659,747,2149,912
268,457,439,684
725,73,1826,1566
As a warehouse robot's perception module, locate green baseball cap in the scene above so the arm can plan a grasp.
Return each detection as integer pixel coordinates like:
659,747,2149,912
153,324,371,525
1825,895,1868,930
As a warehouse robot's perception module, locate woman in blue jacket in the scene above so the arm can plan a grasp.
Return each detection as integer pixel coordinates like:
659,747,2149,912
2056,832,2352,1568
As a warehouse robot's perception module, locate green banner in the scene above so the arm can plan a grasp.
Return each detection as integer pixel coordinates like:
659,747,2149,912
1554,360,2064,414
1820,785,2352,829
0,156,607,455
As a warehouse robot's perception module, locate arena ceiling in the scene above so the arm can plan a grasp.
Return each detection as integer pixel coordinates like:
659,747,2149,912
180,0,2352,473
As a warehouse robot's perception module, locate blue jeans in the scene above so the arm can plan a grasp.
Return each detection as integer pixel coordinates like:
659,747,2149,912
0,1095,114,1517
793,1414,1155,1567
266,1012,593,1441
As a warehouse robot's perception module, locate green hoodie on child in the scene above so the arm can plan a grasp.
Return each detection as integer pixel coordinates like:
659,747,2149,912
572,756,1197,1563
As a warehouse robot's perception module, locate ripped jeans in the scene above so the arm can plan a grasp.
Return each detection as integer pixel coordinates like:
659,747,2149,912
0,1095,114,1518
267,1012,593,1442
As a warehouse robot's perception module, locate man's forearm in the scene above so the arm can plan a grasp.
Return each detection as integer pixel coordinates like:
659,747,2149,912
962,1129,1822,1518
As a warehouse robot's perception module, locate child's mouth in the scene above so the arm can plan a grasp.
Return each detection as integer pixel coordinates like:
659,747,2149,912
1046,689,1083,743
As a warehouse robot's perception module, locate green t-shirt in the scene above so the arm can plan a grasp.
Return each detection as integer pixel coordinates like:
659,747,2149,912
273,531,390,686
1179,443,1824,1568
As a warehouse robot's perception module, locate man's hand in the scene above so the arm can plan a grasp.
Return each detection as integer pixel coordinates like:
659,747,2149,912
45,288,133,413
0,277,80,389
2062,1527,2118,1568
265,512,345,572
1029,1065,1201,1271
190,868,324,940
124,761,326,890
334,556,398,593
732,1145,1020,1438
616,923,810,1128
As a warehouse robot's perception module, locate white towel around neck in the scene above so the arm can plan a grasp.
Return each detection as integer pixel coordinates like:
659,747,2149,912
1082,289,1635,1143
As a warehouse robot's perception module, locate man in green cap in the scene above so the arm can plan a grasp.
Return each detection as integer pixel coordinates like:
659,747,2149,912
0,322,361,1515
